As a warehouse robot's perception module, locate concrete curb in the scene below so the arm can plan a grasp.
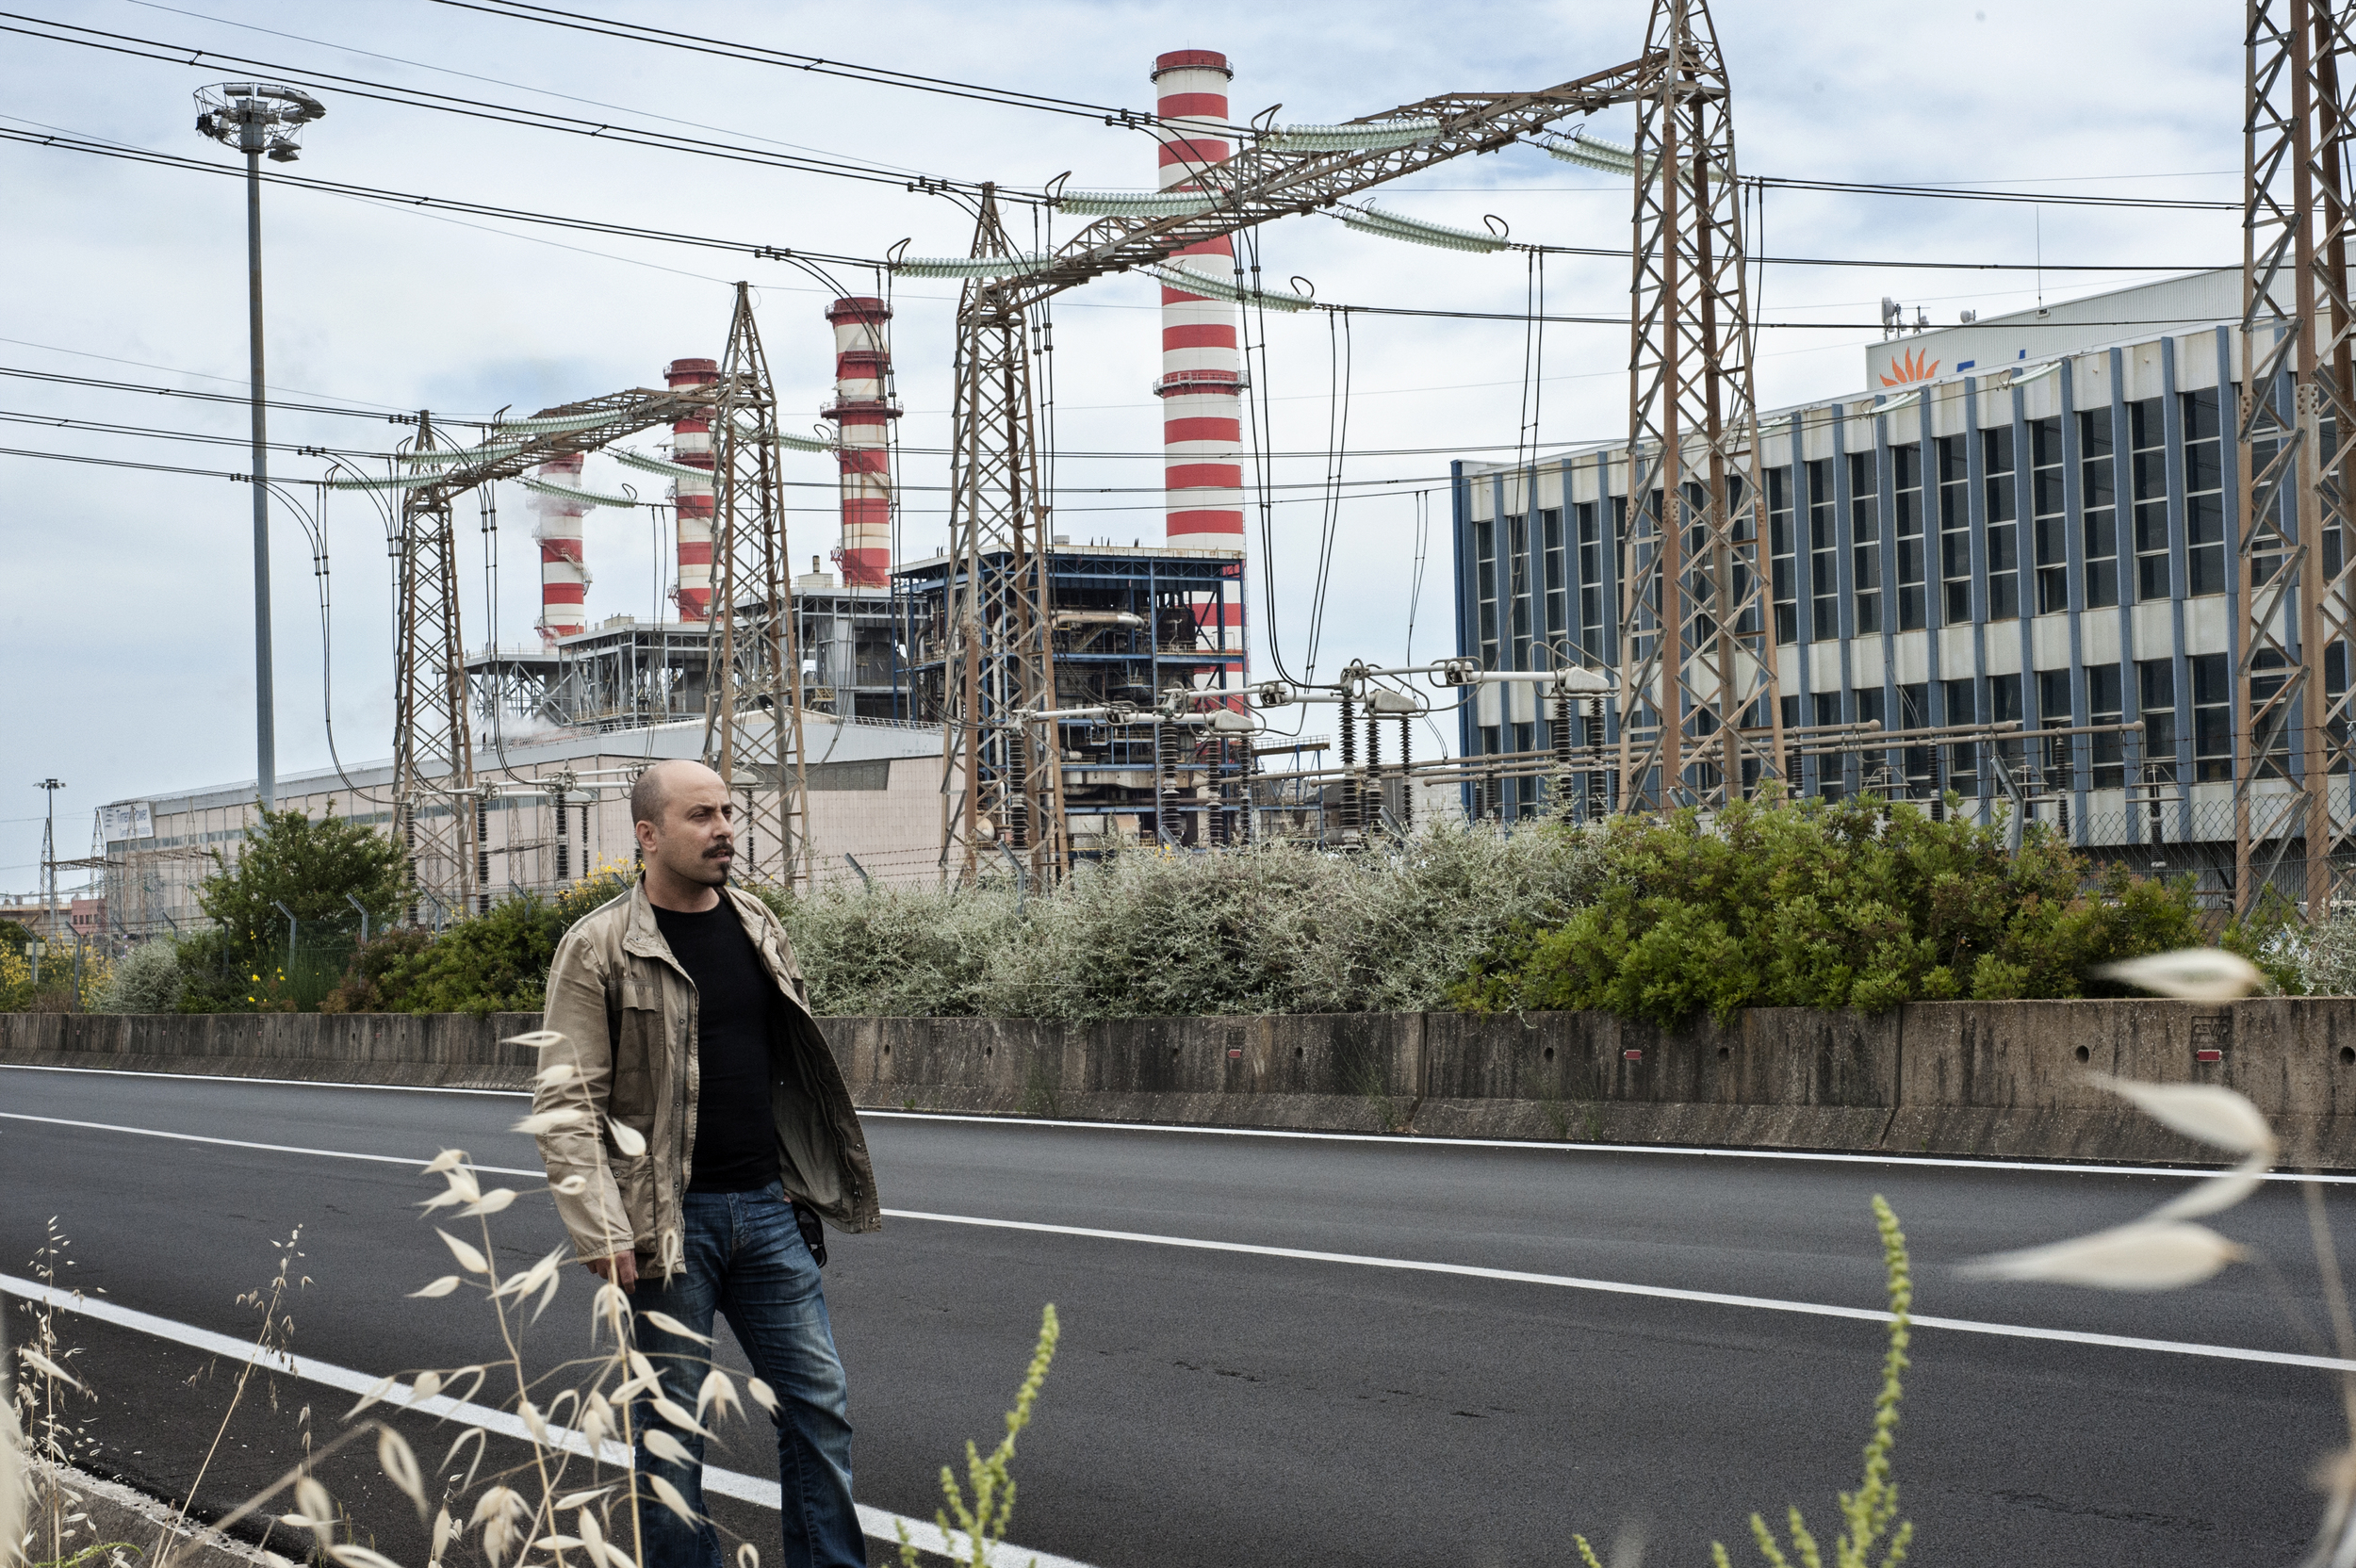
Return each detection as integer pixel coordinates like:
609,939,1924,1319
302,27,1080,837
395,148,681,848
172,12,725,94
9,1000,2356,1168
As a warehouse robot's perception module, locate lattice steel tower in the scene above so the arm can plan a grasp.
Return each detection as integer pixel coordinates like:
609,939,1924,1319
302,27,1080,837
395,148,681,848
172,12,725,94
703,283,814,890
1614,0,1783,810
937,187,1068,888
2236,0,2356,915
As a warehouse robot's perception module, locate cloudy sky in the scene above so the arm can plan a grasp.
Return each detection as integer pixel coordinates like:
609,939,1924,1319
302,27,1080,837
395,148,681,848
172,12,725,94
0,0,2244,893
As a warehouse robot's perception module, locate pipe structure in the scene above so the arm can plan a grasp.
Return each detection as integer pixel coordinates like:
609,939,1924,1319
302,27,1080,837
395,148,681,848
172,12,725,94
666,356,719,622
822,296,896,588
531,451,590,642
1151,48,1246,693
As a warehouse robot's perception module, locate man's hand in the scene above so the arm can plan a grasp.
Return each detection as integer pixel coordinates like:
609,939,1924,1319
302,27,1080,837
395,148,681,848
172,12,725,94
584,1250,638,1293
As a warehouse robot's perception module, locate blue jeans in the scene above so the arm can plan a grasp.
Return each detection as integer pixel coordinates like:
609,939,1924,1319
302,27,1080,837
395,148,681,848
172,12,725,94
630,1184,862,1568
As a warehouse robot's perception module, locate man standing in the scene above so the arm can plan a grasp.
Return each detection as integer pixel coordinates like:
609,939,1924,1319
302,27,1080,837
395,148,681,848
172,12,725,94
531,758,878,1568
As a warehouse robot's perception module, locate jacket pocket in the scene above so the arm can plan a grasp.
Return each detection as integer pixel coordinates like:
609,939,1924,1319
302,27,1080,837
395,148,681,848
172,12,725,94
611,1152,656,1252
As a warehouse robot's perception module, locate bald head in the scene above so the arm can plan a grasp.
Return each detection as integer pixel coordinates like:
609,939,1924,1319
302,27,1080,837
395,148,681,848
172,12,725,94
630,759,722,831
632,760,735,908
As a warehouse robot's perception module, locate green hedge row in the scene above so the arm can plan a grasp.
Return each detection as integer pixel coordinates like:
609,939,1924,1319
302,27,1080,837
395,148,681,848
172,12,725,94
99,795,2237,1023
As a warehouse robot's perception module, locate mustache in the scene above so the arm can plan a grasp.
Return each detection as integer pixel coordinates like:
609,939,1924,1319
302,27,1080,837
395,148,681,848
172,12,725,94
703,842,733,858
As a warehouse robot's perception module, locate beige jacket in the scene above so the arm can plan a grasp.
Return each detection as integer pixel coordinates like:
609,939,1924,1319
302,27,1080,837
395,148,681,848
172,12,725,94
532,880,880,1278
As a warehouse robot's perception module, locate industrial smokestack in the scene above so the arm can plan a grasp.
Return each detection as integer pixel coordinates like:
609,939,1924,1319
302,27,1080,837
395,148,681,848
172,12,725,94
666,357,719,622
1152,48,1246,687
822,297,896,588
532,451,589,642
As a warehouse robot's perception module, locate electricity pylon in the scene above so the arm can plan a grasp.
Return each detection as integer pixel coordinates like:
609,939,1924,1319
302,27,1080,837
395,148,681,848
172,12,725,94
938,187,1068,888
921,51,1691,879
1614,0,1784,811
2236,0,2356,916
703,283,813,890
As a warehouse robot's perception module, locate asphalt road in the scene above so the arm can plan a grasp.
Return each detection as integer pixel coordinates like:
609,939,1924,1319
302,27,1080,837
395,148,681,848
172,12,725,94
4,1062,2353,1567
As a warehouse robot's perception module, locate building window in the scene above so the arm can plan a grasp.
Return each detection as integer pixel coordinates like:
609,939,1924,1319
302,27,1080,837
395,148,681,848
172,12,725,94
1808,459,1838,640
1507,514,1531,670
1898,681,1933,792
2087,663,2124,789
1513,722,1537,816
1848,449,1882,635
1812,691,1844,798
1984,426,2021,620
1942,676,1979,795
2037,668,2075,791
1892,443,1927,630
2079,410,2119,609
2138,658,2178,772
1576,502,1606,661
1476,519,1497,669
1937,435,1971,624
2192,652,2233,781
1989,671,2025,786
1542,508,1567,662
1856,686,1887,792
1767,466,1797,646
2032,416,2068,614
2129,398,2169,601
2184,388,2226,596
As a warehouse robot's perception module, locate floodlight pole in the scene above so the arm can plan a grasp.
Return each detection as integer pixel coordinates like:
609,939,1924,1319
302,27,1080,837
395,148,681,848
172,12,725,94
243,129,274,810
195,83,327,811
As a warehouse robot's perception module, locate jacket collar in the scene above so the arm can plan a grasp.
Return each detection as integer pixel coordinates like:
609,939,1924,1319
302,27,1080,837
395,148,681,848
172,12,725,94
620,877,768,958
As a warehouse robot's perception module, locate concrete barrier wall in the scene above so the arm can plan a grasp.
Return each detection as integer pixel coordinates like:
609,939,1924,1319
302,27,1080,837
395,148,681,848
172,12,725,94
11,1002,2356,1167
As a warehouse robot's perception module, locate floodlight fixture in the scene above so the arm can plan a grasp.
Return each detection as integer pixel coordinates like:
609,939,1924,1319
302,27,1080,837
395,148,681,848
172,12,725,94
194,81,325,162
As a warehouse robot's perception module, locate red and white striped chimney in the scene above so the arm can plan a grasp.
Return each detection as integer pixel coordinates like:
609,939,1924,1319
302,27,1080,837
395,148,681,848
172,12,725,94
1152,48,1247,687
666,357,719,622
822,297,896,588
532,451,589,642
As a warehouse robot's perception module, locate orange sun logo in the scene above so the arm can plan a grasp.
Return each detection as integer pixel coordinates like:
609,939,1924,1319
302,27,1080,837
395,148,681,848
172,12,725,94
1879,347,1939,386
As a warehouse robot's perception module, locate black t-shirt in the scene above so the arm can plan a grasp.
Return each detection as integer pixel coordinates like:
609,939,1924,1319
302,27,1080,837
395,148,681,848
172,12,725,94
650,901,781,1194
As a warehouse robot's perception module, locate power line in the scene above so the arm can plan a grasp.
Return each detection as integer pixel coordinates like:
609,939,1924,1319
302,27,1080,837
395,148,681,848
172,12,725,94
0,407,394,460
1750,173,2238,212
0,11,1014,199
0,364,450,424
4,118,2236,335
120,0,947,181
0,122,881,269
433,0,1189,129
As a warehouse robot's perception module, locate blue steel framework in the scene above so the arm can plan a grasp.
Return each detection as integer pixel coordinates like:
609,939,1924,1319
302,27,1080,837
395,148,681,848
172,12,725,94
1453,322,2328,901
895,546,1253,851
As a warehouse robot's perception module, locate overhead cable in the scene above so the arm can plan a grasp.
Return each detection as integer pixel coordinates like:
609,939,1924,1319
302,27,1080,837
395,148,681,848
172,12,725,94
0,11,1005,198
0,123,881,270
434,0,1200,128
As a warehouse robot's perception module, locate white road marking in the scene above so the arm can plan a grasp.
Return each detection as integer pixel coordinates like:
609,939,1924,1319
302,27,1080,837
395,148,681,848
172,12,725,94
8,1059,2345,1185
0,1274,1096,1568
0,1061,527,1096
7,1106,2349,1378
0,1111,540,1178
886,1208,2356,1375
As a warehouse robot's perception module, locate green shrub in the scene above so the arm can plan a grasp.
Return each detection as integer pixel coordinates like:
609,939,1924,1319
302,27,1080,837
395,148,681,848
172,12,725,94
1457,793,2204,1026
319,864,633,1016
1299,820,1607,1014
181,803,407,1012
979,845,1350,1021
765,878,1024,1017
755,823,1603,1022
94,939,185,1014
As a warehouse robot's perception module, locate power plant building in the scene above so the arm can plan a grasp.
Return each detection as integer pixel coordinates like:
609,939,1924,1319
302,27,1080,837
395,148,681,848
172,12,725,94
1450,269,2271,896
